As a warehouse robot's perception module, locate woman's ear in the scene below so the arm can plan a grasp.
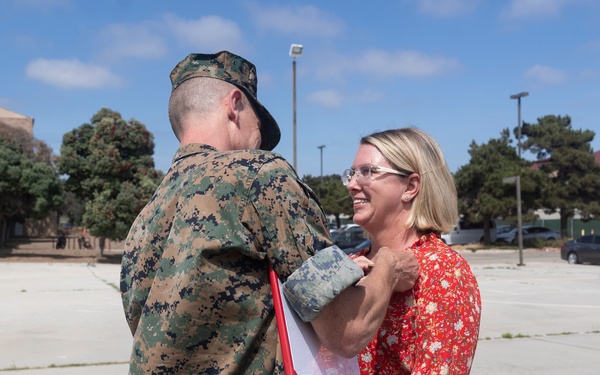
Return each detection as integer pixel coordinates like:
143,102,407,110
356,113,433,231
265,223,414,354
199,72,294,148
404,173,420,201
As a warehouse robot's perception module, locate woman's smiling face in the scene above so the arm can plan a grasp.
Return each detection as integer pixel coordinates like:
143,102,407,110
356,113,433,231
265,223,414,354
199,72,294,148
346,143,407,233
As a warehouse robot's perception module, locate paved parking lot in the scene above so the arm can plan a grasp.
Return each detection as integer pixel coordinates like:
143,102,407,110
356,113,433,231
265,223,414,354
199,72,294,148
462,249,600,375
1,249,599,374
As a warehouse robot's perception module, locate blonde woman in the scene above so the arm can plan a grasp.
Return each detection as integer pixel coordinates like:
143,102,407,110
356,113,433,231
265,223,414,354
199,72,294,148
344,128,481,374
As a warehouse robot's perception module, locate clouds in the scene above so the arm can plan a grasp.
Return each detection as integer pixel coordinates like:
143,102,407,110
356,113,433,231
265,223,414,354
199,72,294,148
247,3,344,37
25,13,248,89
164,14,245,53
414,0,586,21
13,0,70,10
306,88,384,110
25,59,121,89
305,49,460,109
417,0,481,17
21,2,458,93
18,0,591,101
354,49,461,78
306,90,344,110
99,23,167,60
523,65,567,85
501,0,573,19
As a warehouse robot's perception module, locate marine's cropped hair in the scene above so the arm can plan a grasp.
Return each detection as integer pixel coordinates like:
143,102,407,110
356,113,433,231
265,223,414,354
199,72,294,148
168,77,234,141
361,127,458,233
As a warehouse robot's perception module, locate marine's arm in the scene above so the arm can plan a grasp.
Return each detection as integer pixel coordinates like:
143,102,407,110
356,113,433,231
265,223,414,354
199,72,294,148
285,246,418,357
248,156,418,357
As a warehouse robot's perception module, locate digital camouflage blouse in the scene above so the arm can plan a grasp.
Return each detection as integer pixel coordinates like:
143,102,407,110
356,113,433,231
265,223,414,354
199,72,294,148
120,143,332,374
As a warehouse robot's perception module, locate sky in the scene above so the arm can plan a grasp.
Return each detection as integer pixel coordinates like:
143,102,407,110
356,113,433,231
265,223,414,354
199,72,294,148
2,0,599,177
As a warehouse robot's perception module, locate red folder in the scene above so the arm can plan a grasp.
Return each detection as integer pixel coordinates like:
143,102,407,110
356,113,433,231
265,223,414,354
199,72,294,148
269,263,296,374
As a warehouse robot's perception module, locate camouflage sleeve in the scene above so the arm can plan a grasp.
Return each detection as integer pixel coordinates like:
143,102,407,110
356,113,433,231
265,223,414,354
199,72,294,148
282,246,364,322
244,155,364,321
244,155,333,277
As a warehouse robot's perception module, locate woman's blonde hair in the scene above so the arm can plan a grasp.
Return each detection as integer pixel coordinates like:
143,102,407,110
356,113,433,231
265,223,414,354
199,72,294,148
361,127,458,233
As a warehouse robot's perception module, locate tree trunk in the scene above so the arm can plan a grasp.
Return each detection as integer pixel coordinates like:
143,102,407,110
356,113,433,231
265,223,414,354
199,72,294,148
559,209,571,239
97,236,105,257
483,219,492,244
0,217,7,244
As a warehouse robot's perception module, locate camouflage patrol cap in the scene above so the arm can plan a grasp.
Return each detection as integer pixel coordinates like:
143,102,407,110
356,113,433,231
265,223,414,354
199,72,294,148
170,51,281,151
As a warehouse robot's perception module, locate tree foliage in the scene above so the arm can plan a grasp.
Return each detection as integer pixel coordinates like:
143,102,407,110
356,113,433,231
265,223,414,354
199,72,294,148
0,138,63,241
453,129,545,243
520,114,600,237
302,174,353,228
56,108,162,247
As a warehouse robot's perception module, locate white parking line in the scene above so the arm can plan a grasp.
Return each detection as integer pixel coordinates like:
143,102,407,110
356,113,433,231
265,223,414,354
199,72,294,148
484,299,600,309
485,289,521,295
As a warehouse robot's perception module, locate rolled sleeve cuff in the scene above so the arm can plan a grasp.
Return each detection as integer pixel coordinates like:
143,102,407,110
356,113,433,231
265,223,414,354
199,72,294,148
282,246,364,322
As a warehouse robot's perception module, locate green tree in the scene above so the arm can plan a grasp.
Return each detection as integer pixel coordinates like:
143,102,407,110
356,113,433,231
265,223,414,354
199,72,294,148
0,138,63,243
56,108,162,255
454,129,544,243
521,115,600,238
303,174,353,228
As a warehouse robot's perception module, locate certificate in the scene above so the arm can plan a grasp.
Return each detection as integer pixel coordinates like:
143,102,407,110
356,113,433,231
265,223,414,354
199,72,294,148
270,265,360,375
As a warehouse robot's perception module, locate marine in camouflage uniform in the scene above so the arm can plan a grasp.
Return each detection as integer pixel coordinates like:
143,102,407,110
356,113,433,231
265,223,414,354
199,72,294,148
120,51,363,374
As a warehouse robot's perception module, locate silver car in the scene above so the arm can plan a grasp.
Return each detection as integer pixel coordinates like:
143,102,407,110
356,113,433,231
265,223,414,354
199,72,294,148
496,226,560,245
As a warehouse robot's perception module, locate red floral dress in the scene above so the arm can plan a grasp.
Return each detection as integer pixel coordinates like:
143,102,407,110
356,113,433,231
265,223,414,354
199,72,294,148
354,233,481,375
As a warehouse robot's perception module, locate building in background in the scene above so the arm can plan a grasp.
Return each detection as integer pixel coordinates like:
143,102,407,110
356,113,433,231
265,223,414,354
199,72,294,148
0,107,34,137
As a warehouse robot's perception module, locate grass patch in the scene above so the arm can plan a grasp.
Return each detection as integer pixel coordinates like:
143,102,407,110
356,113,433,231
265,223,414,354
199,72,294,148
482,330,599,341
0,361,128,372
482,266,517,270
547,331,576,336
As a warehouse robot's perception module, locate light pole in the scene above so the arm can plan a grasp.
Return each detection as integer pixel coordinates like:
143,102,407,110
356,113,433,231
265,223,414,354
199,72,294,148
289,44,303,171
318,145,326,179
510,91,528,266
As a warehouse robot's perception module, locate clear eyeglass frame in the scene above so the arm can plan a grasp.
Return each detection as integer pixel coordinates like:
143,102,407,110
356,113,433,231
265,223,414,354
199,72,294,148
341,164,409,186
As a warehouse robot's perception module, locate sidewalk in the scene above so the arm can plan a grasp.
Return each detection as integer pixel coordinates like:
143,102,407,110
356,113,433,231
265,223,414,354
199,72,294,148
1,250,599,374
0,262,130,374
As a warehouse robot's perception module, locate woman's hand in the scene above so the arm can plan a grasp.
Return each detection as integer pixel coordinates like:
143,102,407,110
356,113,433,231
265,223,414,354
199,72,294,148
352,255,375,274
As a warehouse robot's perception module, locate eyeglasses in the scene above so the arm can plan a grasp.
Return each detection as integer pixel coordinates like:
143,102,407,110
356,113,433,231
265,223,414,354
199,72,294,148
341,164,408,186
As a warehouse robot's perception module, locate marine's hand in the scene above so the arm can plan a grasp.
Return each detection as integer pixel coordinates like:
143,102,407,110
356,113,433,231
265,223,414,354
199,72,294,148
377,247,419,292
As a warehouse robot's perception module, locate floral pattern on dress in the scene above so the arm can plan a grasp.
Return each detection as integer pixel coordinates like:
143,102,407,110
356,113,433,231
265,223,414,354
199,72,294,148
354,233,481,375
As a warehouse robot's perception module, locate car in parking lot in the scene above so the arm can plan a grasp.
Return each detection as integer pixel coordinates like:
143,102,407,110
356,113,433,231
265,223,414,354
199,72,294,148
496,225,559,244
331,226,367,251
560,234,600,264
496,225,513,235
441,219,497,245
342,239,372,255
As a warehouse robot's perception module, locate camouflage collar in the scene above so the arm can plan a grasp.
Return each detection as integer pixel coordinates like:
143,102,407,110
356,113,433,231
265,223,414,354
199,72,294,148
172,143,217,164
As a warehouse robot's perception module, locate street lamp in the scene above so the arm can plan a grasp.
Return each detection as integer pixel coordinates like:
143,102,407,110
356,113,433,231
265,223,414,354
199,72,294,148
318,145,326,179
510,92,529,158
290,44,303,171
510,91,529,266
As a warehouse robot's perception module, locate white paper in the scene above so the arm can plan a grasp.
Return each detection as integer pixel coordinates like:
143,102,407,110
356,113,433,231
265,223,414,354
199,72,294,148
278,280,360,375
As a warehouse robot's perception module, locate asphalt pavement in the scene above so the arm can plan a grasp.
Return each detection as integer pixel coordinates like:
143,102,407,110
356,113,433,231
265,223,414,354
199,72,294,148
1,248,599,374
